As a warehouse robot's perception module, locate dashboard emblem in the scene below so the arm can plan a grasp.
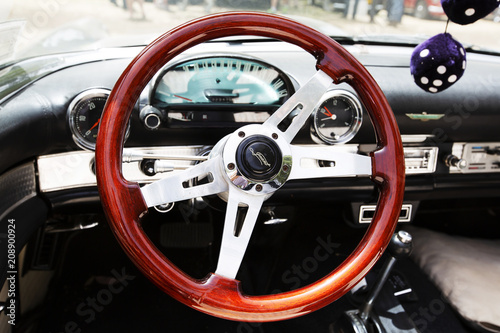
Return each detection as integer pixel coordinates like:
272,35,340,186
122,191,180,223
406,112,444,121
250,148,271,167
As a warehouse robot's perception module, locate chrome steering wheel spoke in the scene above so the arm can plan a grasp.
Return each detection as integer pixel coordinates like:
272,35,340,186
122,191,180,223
264,70,332,143
288,145,372,180
140,155,228,208
214,187,265,280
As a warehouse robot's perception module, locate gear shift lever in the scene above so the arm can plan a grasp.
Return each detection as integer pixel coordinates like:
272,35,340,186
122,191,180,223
359,230,413,323
331,230,413,333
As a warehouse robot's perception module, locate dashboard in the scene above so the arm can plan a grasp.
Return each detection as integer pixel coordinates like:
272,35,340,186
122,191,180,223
2,38,500,226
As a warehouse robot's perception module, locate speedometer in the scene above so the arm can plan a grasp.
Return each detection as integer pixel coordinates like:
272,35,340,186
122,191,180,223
152,55,293,105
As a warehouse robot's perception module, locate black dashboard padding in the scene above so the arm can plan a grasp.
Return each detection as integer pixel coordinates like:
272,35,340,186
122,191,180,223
370,61,500,143
0,90,58,175
0,197,48,285
0,162,36,216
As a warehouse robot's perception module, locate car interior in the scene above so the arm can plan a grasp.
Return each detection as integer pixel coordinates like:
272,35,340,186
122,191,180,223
1,0,500,332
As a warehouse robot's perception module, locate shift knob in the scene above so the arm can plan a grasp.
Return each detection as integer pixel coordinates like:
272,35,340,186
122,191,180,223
387,230,413,260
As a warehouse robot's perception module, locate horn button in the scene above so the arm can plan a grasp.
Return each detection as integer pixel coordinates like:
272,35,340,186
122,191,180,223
236,135,283,182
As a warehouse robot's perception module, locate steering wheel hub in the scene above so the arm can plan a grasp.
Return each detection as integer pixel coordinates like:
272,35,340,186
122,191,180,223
221,125,292,194
236,135,283,182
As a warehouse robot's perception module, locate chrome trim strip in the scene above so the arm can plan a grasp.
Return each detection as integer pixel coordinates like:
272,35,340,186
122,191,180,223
37,146,206,193
401,134,435,143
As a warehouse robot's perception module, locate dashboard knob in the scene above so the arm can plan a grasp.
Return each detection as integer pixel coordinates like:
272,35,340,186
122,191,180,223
445,154,468,171
486,147,500,156
140,106,162,130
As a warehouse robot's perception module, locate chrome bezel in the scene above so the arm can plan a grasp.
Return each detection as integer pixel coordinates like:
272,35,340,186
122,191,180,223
311,90,363,144
67,88,130,151
151,53,295,105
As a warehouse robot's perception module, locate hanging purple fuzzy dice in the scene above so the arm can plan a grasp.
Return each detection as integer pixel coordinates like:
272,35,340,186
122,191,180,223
441,0,500,25
410,33,466,93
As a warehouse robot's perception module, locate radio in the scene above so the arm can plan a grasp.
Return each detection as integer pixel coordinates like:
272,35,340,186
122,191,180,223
404,147,438,174
448,142,500,174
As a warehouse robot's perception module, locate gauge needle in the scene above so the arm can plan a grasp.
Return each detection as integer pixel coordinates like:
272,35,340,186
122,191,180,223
173,94,192,102
323,106,337,120
323,106,333,117
86,119,100,136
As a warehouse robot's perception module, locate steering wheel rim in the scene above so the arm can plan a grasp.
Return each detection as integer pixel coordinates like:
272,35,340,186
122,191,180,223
95,12,405,322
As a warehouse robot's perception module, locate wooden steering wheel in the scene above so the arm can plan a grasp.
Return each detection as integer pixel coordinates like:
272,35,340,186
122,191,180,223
95,12,405,322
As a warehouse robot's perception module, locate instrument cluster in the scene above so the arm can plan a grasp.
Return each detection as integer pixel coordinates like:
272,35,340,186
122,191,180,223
67,54,364,150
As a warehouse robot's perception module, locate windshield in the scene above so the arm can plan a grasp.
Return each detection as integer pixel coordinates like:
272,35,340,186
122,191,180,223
2,0,500,65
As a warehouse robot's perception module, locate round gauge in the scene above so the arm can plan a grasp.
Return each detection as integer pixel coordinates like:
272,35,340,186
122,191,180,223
311,90,363,144
68,89,129,150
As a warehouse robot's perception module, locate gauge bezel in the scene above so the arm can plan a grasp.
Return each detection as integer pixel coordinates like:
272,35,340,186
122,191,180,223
68,88,130,151
150,53,295,106
68,88,111,151
311,89,363,144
